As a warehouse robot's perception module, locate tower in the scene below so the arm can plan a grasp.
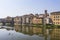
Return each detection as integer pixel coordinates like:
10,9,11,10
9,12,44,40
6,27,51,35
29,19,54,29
45,10,49,17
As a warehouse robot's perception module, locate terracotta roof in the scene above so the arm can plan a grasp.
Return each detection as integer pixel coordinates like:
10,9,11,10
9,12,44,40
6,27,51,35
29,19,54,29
34,16,43,19
51,11,60,15
14,16,22,18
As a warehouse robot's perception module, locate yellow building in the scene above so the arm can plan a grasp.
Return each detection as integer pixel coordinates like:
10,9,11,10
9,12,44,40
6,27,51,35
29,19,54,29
32,16,43,24
50,11,60,25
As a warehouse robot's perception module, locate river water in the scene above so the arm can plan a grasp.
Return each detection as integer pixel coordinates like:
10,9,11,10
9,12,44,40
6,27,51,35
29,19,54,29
0,29,45,40
0,25,58,40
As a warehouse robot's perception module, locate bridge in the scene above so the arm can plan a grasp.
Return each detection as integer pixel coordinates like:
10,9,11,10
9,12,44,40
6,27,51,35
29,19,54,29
0,19,14,26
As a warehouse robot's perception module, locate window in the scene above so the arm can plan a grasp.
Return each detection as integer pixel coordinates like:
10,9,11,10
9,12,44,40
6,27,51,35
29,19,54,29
58,19,59,21
54,16,55,18
54,19,55,21
56,16,59,18
26,18,29,23
57,16,59,18
58,22,59,24
56,22,58,24
54,22,55,24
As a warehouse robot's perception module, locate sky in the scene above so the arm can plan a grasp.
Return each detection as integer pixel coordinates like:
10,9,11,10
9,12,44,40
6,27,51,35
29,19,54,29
0,0,60,18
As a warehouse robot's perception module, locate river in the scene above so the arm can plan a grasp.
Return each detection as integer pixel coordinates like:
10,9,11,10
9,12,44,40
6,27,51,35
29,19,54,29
0,29,45,40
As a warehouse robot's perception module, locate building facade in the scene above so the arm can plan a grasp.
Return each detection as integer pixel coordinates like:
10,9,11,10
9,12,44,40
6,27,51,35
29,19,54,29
50,11,60,25
32,16,43,24
14,16,22,26
22,15,29,25
22,14,34,26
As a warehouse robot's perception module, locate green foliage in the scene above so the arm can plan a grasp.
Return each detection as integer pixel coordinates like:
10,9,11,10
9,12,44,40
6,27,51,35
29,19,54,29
54,25,60,28
32,24,43,28
46,24,55,29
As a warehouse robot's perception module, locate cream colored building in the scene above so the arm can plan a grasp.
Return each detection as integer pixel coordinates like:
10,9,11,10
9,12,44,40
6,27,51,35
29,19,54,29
14,16,22,25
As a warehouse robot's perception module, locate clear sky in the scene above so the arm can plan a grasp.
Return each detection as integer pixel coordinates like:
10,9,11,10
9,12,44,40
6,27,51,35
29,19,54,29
0,0,60,18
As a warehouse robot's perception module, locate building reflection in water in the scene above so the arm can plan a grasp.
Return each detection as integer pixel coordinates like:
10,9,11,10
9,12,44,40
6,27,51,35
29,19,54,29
14,26,60,40
14,26,43,36
50,28,60,40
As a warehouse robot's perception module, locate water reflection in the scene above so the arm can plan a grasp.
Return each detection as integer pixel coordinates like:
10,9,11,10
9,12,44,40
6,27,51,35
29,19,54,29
0,29,44,40
14,26,43,36
0,26,59,40
15,26,60,40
